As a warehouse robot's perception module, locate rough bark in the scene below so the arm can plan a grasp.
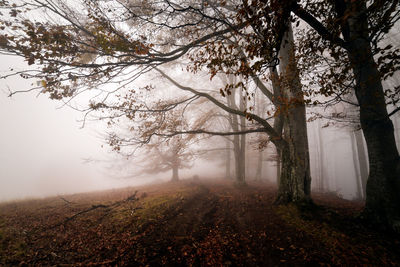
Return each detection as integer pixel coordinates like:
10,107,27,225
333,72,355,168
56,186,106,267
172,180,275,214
270,66,284,186
276,147,281,185
344,1,400,231
275,23,312,204
351,131,364,200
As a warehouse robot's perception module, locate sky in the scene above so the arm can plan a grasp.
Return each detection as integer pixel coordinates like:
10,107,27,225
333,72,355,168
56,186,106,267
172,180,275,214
0,56,149,201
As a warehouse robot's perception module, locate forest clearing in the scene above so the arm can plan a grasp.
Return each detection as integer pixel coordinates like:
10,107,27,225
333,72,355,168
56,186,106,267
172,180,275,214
1,1,400,265
1,179,399,266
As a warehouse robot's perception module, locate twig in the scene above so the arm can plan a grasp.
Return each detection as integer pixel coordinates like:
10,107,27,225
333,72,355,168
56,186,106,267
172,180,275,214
58,196,74,205
50,191,139,229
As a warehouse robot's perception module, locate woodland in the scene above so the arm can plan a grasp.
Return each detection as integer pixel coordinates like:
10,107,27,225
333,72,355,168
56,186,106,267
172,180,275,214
0,0,400,265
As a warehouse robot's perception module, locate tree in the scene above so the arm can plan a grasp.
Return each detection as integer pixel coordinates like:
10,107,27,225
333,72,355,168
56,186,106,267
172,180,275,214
236,0,400,231
350,129,368,200
105,92,215,181
223,75,247,184
275,23,311,203
289,0,400,231
0,0,313,204
138,135,194,181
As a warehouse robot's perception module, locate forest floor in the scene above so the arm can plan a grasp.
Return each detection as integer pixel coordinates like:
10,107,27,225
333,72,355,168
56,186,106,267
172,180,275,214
0,179,399,266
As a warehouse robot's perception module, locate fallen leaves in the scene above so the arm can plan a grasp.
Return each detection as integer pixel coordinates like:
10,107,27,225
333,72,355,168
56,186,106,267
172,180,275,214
0,180,399,266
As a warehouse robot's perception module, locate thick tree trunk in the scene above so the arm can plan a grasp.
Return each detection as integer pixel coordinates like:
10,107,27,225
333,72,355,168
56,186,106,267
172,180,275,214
392,114,400,151
275,23,312,204
276,146,281,184
345,2,400,231
351,131,364,200
270,67,284,186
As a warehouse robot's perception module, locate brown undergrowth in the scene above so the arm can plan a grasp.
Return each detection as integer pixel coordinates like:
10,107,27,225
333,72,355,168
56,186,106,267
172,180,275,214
0,179,399,266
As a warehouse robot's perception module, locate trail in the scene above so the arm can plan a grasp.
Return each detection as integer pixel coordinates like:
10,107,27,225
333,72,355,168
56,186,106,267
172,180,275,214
1,179,399,266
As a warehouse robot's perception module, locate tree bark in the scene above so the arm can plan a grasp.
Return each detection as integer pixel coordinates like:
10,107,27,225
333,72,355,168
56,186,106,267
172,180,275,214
344,1,400,231
351,131,364,200
392,114,400,151
255,149,263,181
227,83,246,185
354,130,368,199
270,67,284,186
238,91,246,184
225,139,231,179
276,147,281,185
275,23,312,204
317,121,325,192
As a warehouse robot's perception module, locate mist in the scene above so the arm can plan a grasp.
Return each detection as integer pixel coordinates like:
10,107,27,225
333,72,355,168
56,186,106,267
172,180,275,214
1,56,399,203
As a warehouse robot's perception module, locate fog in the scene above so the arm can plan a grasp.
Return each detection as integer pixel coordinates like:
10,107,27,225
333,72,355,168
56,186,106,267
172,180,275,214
0,59,224,201
1,54,399,202
0,56,161,201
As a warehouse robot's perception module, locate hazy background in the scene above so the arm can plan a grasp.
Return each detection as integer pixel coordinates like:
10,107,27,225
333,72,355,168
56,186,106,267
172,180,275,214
0,56,146,201
1,54,398,202
0,54,224,201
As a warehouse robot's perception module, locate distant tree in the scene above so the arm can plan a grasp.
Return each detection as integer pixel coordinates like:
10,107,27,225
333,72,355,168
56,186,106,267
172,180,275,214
106,95,214,181
138,135,195,181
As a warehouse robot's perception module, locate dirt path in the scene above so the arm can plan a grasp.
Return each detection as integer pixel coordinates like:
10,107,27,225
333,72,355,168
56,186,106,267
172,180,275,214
1,180,399,266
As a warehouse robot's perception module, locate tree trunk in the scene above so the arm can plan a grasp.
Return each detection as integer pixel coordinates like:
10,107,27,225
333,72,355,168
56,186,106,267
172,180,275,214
276,146,281,184
171,151,179,182
345,1,400,231
351,131,363,200
238,90,246,184
227,84,246,185
317,120,325,192
354,130,368,199
392,114,400,151
171,164,179,181
270,67,283,186
275,23,312,204
255,149,263,181
225,139,231,179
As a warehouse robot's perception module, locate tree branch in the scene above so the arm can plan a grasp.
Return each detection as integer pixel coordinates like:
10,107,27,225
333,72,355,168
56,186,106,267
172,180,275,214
154,68,283,147
154,128,267,138
291,3,348,50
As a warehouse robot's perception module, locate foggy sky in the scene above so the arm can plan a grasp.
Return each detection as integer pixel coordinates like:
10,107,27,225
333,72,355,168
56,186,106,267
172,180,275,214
0,56,140,201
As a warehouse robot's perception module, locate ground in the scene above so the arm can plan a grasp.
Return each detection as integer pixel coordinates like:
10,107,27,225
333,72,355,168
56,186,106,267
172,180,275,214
0,179,399,266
